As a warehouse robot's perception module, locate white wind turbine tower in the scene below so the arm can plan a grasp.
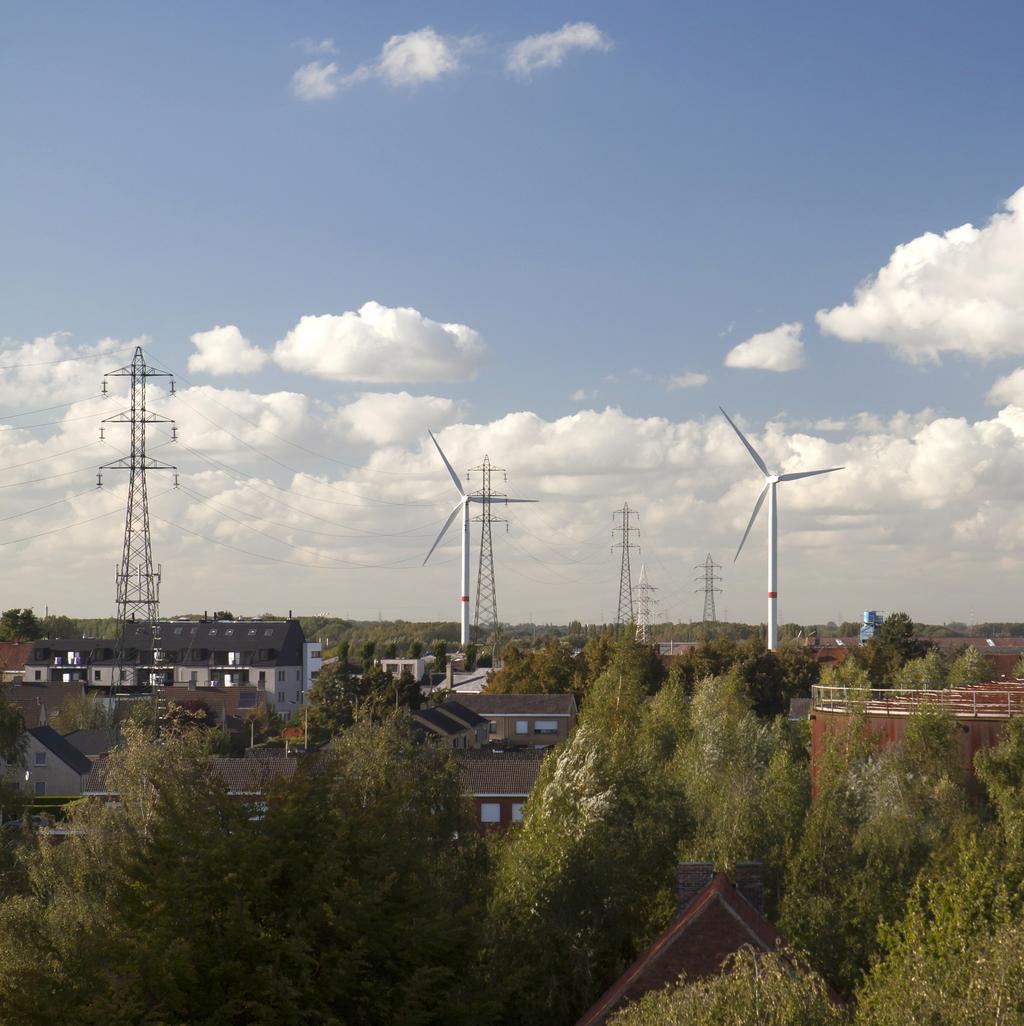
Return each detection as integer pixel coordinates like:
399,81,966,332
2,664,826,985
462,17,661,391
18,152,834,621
720,408,843,650
422,430,537,647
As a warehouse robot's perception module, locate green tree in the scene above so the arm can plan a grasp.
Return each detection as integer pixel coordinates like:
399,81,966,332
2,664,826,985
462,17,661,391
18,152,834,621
608,948,846,1026
408,640,423,659
0,609,42,643
432,639,447,671
306,661,358,741
359,640,377,667
463,643,477,671
1013,653,1024,679
487,640,577,694
947,646,991,685
54,692,114,733
894,648,947,687
381,640,397,659
39,614,77,639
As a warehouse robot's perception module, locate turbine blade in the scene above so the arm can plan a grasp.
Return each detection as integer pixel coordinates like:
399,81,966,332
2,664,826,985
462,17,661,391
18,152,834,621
428,430,465,497
778,466,845,482
467,497,538,504
422,500,464,565
735,481,769,562
720,408,769,477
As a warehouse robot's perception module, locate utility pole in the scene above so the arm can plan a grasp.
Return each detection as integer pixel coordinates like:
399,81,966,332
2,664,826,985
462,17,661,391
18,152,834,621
99,346,177,688
470,455,506,651
635,564,657,644
694,553,722,638
612,502,639,631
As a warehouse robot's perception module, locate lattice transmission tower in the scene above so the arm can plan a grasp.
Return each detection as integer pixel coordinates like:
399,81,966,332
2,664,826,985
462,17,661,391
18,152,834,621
470,455,507,646
612,502,639,630
694,553,722,634
635,563,657,644
98,347,177,684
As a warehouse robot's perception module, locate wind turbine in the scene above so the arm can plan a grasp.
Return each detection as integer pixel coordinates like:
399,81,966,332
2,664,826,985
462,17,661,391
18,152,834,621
720,408,843,650
422,431,537,646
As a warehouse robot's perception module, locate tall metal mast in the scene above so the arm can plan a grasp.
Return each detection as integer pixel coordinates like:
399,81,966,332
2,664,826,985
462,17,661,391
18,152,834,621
612,502,639,630
694,552,722,634
635,564,656,644
99,346,176,685
470,455,506,645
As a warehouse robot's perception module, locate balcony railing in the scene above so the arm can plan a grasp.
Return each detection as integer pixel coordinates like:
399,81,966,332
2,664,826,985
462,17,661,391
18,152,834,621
812,683,1024,720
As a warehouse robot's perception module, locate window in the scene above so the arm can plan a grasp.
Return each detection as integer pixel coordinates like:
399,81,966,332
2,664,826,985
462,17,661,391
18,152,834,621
515,720,529,735
238,692,256,709
277,671,285,682
311,650,321,659
480,803,501,824
258,671,266,684
512,803,525,823
248,629,258,636
173,627,183,635
225,629,234,636
209,629,217,636
264,629,274,636
488,721,497,735
94,671,101,681
190,671,198,684
34,671,41,681
34,781,46,797
34,751,46,766
535,720,559,734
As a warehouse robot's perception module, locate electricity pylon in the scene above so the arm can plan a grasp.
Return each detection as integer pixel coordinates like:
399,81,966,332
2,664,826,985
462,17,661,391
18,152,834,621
612,502,639,630
694,553,722,635
99,346,177,686
636,563,657,643
470,455,505,645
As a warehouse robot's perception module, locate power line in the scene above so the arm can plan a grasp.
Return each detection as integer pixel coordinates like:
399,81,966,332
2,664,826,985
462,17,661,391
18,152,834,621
0,345,135,371
0,393,104,421
0,441,100,473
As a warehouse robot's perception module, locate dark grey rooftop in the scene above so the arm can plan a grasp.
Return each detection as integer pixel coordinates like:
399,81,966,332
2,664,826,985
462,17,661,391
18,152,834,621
28,726,93,776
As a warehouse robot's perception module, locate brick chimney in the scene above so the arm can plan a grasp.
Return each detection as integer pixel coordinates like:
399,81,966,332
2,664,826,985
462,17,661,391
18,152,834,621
676,861,714,912
733,861,765,913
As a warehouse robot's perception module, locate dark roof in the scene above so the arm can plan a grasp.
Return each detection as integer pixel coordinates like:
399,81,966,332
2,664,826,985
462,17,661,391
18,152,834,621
456,693,578,716
434,700,489,729
412,707,469,736
1,683,85,728
454,749,546,796
62,728,120,758
122,619,306,664
28,726,93,776
576,873,789,1026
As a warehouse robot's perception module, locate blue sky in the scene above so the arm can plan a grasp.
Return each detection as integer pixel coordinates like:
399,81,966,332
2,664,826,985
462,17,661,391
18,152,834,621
3,2,1024,624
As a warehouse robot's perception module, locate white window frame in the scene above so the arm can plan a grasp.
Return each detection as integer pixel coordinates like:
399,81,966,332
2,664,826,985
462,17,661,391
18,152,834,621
480,803,501,824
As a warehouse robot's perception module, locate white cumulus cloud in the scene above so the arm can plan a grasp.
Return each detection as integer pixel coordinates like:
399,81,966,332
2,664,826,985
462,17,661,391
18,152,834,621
333,391,462,446
188,325,268,376
570,388,598,402
725,322,805,372
293,27,471,98
291,61,341,101
987,367,1024,406
668,372,709,390
273,300,488,384
507,22,612,76
817,186,1024,362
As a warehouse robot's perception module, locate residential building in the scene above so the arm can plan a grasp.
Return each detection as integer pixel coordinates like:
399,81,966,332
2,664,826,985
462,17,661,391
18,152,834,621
454,748,546,828
576,862,829,1024
451,693,578,748
0,641,33,683
378,657,426,681
4,726,94,799
21,619,313,714
1,682,85,728
412,706,482,748
62,728,120,762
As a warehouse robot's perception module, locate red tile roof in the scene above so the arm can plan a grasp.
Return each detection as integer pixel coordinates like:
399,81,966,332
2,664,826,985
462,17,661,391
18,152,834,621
575,873,786,1026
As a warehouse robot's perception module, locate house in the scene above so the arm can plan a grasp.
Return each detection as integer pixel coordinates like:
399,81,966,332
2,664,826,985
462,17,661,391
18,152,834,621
412,706,482,748
576,862,816,1025
451,693,578,748
454,748,546,828
22,618,313,713
0,641,33,683
377,656,426,682
62,728,120,762
6,726,94,799
1,682,86,728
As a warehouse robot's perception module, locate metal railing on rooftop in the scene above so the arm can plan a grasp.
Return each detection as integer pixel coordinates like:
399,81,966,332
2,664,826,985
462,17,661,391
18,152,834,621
812,683,1024,720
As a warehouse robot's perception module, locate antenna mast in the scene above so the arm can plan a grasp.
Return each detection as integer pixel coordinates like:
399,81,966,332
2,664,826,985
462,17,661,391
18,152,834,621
694,553,722,636
470,455,506,648
612,502,639,630
99,346,177,686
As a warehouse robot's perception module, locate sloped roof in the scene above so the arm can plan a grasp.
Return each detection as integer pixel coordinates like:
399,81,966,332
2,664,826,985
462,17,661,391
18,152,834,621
28,726,93,776
412,707,468,736
575,873,787,1026
454,749,546,796
456,693,578,715
62,728,120,757
0,642,33,672
83,755,299,796
434,700,489,728
1,683,85,727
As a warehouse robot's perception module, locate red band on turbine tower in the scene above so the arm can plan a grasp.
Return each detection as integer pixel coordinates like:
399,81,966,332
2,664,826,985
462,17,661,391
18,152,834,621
768,591,777,598
461,595,469,602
